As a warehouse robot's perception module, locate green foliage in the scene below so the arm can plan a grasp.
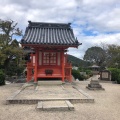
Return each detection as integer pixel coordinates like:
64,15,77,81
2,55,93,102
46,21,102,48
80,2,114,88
84,46,106,66
0,69,5,85
108,68,120,84
85,69,93,76
6,62,24,76
72,69,84,81
0,20,22,45
83,44,120,69
78,67,93,77
106,45,120,68
0,19,24,76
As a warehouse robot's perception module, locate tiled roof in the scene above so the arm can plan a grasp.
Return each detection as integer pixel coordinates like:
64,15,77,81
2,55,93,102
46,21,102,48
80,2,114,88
21,21,81,46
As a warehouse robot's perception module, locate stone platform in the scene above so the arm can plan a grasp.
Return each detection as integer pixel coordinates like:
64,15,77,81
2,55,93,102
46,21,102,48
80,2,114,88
6,83,94,105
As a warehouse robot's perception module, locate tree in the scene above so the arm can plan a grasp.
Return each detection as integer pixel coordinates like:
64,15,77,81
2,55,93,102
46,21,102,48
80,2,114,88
83,46,106,66
106,44,120,68
0,19,22,45
0,19,24,75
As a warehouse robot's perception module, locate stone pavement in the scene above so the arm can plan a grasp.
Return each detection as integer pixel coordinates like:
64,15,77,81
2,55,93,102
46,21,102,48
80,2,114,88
7,82,94,105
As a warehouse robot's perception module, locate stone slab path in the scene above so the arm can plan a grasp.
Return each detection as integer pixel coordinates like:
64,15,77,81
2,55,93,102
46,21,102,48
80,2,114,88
37,100,74,111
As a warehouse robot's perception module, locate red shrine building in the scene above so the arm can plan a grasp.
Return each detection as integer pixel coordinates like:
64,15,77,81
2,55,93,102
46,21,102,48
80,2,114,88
21,21,81,82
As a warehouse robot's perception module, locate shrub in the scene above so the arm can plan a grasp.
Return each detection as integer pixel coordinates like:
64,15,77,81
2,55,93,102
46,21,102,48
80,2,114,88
108,68,120,84
72,69,84,81
117,73,120,84
78,68,93,79
85,69,93,76
0,70,5,86
6,62,24,76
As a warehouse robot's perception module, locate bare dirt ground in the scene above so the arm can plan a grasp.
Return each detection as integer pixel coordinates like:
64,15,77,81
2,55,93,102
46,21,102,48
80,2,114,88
0,81,120,120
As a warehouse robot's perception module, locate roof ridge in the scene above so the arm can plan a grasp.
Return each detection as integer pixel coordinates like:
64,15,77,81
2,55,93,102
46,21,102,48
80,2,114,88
28,21,71,28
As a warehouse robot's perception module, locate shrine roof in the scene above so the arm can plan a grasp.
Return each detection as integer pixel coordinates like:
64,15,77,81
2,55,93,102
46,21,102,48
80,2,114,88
21,21,81,47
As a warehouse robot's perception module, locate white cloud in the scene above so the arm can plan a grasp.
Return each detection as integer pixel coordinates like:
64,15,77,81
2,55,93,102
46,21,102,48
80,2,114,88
0,0,120,59
68,33,120,59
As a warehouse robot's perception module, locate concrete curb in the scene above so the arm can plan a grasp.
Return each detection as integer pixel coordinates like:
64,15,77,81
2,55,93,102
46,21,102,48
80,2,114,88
7,98,95,104
72,85,94,103
65,100,74,110
6,83,35,104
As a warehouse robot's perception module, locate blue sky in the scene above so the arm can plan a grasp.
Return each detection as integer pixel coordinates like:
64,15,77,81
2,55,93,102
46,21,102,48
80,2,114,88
0,0,120,59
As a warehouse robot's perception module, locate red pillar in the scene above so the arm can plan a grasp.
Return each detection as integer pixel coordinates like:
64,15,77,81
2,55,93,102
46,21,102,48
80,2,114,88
62,51,65,82
26,64,32,82
34,49,38,82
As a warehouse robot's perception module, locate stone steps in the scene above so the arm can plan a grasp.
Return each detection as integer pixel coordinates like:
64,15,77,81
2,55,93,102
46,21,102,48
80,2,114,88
7,98,94,104
37,100,74,111
37,81,63,85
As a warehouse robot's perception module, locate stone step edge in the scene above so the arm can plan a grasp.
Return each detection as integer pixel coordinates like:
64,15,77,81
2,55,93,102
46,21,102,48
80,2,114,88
72,85,94,100
7,98,94,104
37,81,63,85
65,100,74,110
37,100,74,111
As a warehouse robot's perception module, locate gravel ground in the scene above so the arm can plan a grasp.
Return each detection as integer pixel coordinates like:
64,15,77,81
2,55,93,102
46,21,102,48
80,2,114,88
0,81,120,120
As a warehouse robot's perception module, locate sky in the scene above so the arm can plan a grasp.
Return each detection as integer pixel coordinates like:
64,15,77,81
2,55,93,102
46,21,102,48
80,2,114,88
0,0,120,59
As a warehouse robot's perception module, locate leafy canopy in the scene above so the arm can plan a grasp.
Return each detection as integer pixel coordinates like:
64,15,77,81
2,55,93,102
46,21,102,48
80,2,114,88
0,19,24,75
83,46,106,66
106,44,120,68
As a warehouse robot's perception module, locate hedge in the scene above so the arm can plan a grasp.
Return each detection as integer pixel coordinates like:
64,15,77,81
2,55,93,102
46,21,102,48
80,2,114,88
72,69,84,81
108,68,120,84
